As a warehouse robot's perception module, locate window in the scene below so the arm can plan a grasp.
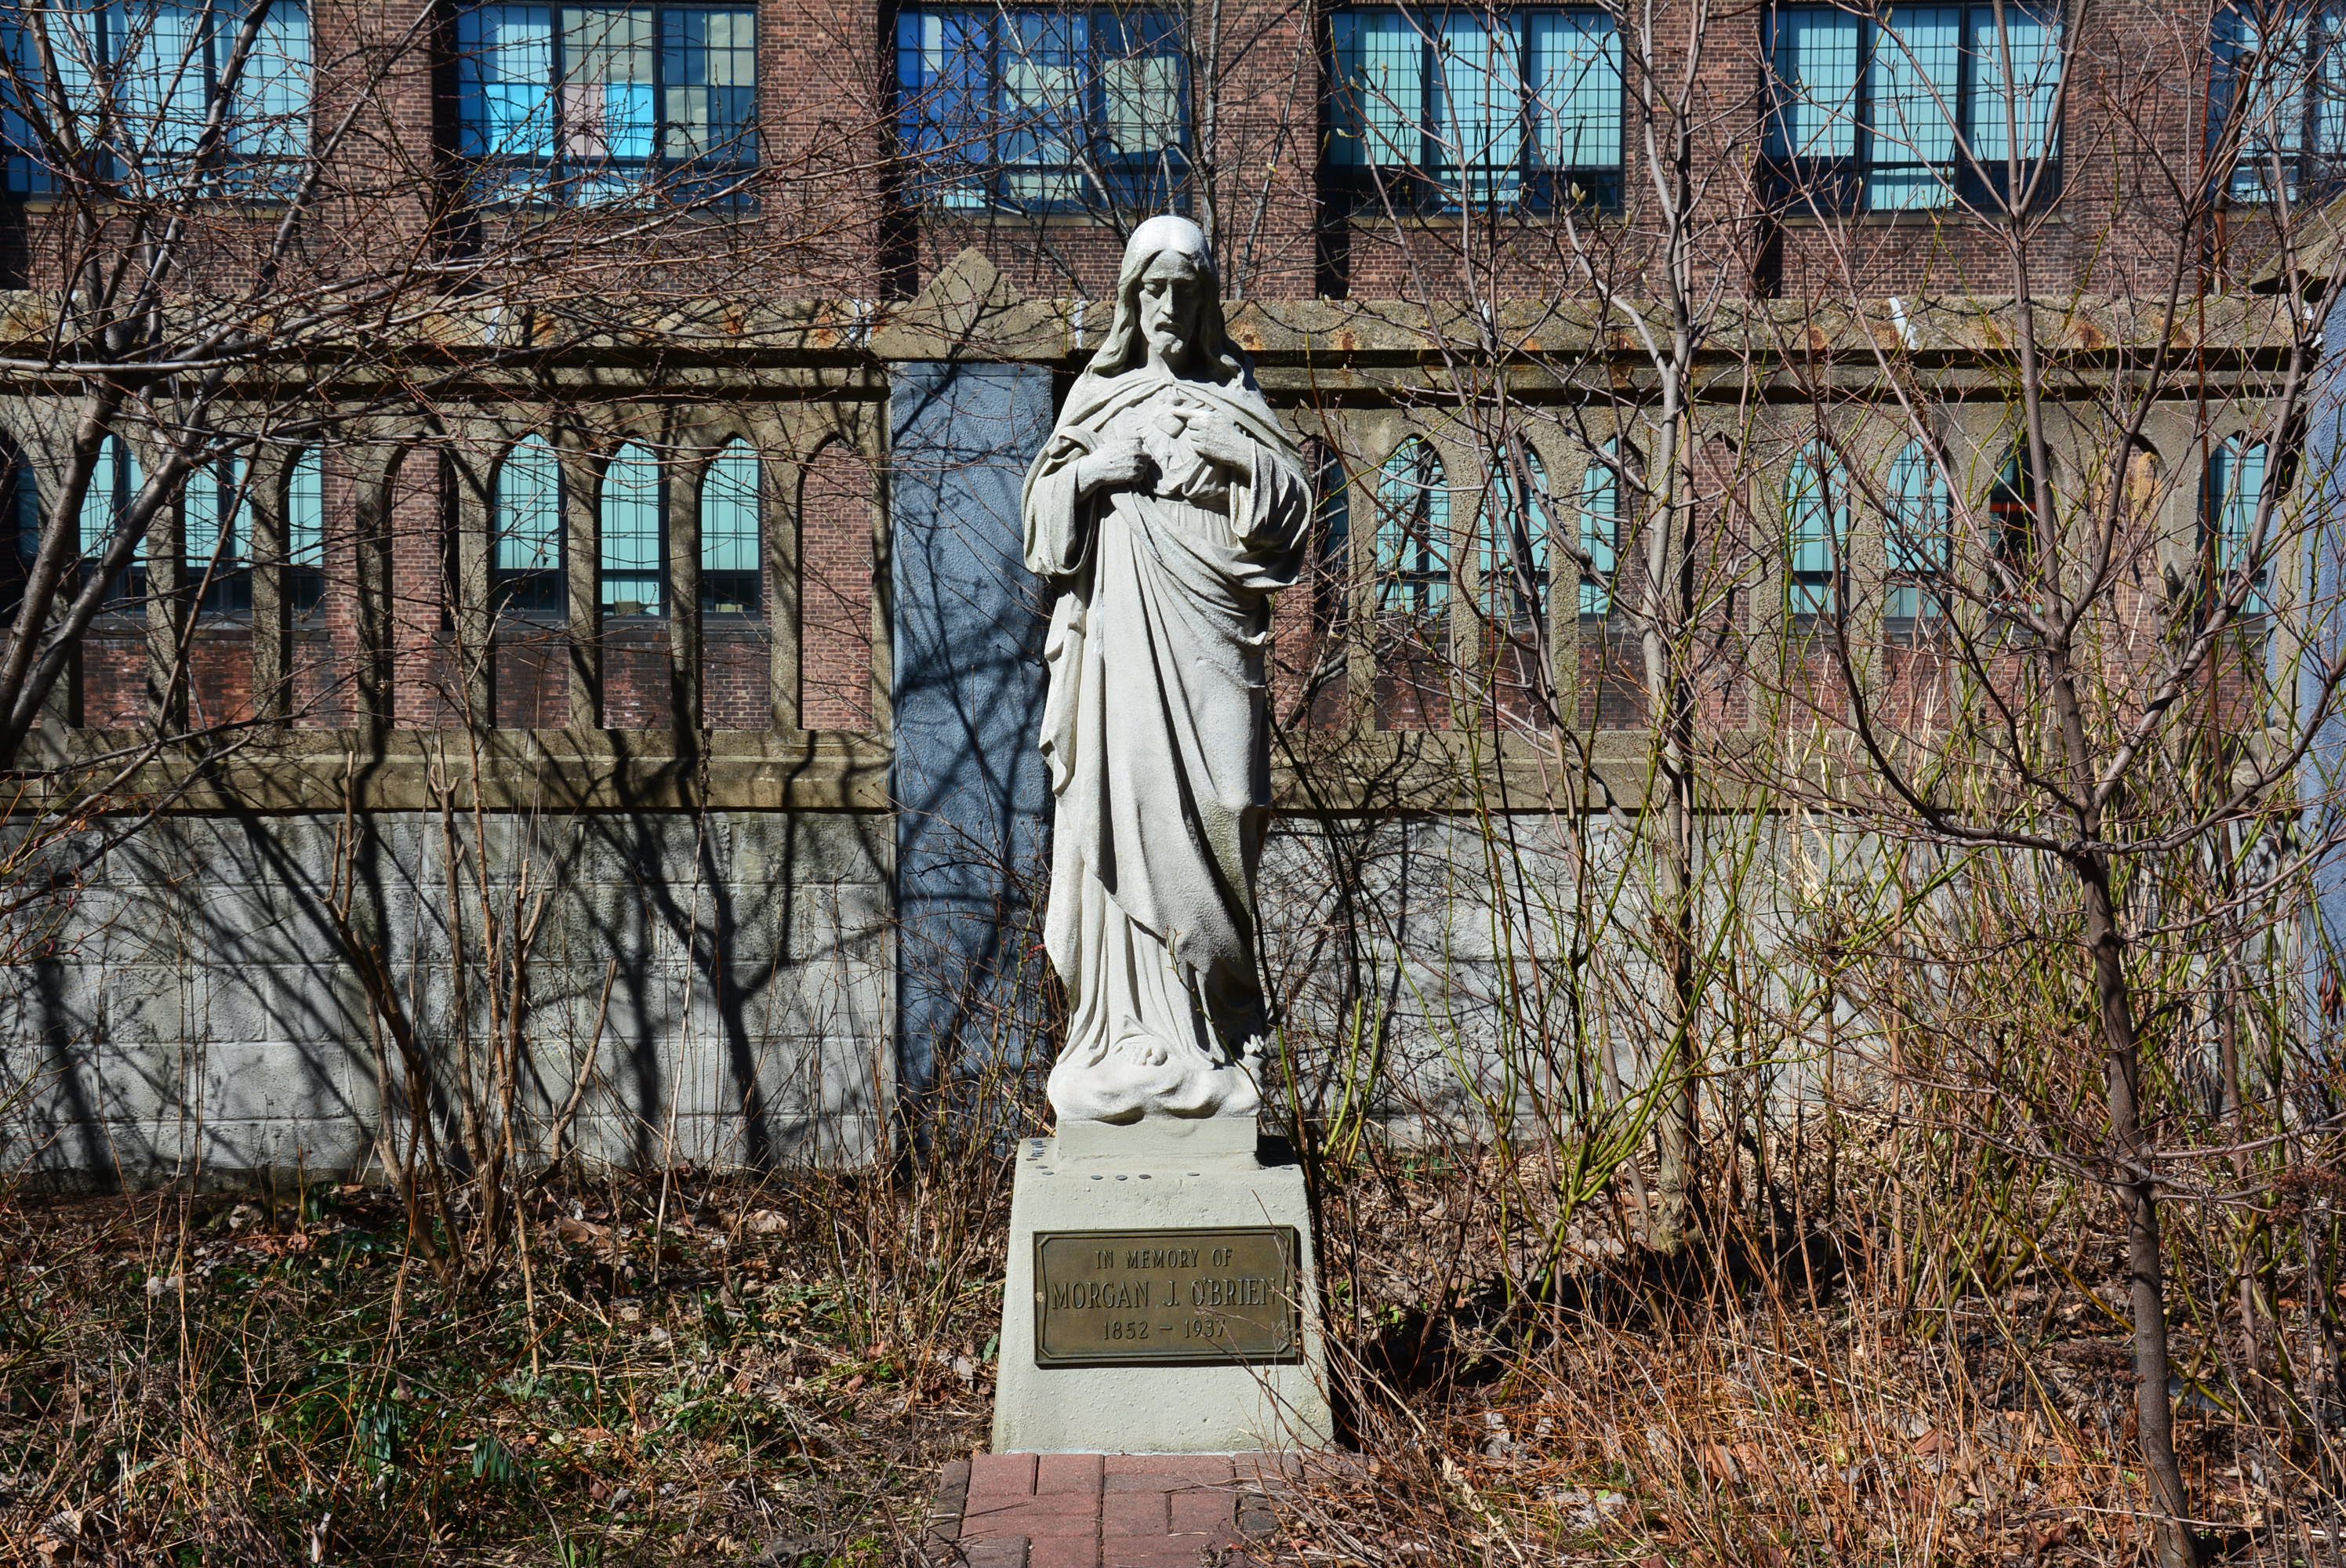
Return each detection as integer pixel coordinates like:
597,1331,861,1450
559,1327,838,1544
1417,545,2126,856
1331,6,1622,211
1785,444,1848,620
1577,442,1620,618
182,456,252,613
285,445,323,614
2211,3,2346,201
492,434,563,617
1763,2,2062,214
1376,437,1451,618
598,441,663,615
455,2,757,205
2206,437,2272,617
1312,443,1351,633
1885,438,1951,628
895,6,1186,212
699,439,759,615
80,434,143,606
1479,442,1549,627
1989,443,2032,562
2,0,311,196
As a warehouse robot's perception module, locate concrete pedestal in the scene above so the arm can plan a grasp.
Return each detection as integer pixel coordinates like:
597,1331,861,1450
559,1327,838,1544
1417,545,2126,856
990,1125,1334,1454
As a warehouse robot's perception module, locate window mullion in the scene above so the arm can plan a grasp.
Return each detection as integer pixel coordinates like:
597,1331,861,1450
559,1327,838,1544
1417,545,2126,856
551,9,567,192
1854,18,1872,201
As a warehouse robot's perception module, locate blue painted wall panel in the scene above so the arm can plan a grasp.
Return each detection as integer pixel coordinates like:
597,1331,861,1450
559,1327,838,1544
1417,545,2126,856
889,361,1057,1100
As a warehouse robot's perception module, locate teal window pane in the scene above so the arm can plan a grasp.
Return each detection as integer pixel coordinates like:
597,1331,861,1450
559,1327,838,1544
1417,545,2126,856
493,434,562,615
1578,445,1618,618
1786,446,1848,618
80,434,143,562
699,440,759,615
286,445,323,567
1480,444,1549,623
2209,438,2270,615
1769,9,1861,160
1377,437,1450,617
183,457,249,569
599,441,663,615
1886,439,1950,622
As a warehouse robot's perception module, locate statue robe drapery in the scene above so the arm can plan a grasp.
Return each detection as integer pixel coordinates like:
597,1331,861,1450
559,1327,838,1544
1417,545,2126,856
1022,364,1310,1122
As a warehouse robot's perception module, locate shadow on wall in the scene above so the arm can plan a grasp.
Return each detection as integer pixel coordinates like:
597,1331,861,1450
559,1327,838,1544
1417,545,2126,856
0,803,893,1188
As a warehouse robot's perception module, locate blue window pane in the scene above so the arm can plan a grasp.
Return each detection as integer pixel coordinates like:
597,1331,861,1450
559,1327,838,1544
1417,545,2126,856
2213,5,2346,201
459,5,557,159
895,6,1187,212
1433,13,1522,203
1527,12,1620,171
5,1,316,194
599,441,663,615
1868,7,1959,208
1334,8,1422,168
999,10,1084,206
1967,3,2061,163
896,9,991,207
699,440,759,615
227,0,310,170
14,452,38,561
456,1,747,205
662,5,754,166
1769,8,1861,161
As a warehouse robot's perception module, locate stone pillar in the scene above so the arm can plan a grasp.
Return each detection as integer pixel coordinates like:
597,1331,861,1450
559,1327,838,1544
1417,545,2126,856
888,361,1056,1103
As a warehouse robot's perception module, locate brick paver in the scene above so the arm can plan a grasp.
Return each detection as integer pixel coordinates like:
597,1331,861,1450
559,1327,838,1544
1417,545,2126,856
936,1451,1287,1568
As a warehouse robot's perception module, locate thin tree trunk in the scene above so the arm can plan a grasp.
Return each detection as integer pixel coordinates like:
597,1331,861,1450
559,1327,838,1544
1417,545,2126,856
2080,858,2199,1568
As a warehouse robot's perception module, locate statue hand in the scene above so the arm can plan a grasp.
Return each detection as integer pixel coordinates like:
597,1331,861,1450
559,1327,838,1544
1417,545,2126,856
1188,418,1254,474
1075,438,1157,499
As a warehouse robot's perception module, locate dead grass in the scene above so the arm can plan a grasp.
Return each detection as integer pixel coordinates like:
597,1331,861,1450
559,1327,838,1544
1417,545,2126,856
0,1174,996,1566
0,1138,2333,1567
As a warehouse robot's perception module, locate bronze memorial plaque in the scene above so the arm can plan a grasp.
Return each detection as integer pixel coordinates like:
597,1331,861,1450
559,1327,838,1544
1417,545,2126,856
1033,1227,1302,1367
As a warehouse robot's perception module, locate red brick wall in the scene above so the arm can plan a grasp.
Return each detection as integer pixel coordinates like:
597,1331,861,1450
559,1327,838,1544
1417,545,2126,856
800,441,878,732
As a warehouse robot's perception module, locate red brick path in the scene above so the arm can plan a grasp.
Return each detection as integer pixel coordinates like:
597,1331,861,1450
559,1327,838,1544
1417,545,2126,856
935,1452,1291,1568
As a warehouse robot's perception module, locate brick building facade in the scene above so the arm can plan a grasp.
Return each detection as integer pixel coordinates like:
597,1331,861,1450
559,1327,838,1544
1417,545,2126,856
0,0,2319,1178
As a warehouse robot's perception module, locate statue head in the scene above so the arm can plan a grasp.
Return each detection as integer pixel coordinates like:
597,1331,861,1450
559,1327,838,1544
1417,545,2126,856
1090,215,1244,384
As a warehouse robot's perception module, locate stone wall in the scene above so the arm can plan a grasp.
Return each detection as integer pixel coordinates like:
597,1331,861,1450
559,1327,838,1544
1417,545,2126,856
0,807,892,1185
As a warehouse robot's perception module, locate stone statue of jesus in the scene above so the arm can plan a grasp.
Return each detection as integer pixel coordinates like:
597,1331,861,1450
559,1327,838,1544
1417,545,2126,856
1022,216,1312,1125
